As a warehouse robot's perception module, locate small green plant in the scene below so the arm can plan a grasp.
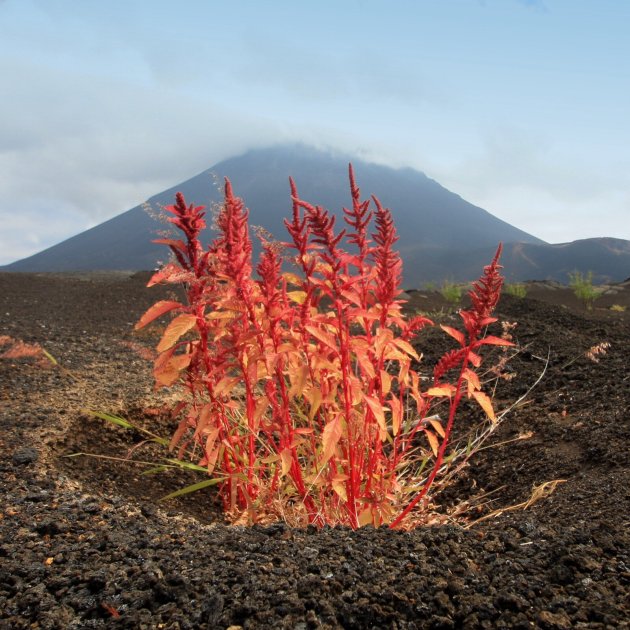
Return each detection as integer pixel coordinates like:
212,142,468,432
423,281,437,292
133,166,512,529
504,283,527,299
440,280,463,306
610,304,626,312
568,271,601,310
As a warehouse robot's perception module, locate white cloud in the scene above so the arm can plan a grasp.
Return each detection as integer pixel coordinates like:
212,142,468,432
0,57,285,264
432,126,630,242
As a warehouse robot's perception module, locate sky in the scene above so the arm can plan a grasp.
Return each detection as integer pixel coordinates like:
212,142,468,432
1,0,629,265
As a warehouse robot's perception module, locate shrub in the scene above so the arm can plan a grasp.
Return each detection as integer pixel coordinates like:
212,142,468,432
137,166,511,529
504,283,527,299
439,280,463,306
568,271,600,310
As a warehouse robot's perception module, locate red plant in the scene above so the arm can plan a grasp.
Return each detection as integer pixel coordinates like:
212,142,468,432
136,166,511,529
0,335,53,368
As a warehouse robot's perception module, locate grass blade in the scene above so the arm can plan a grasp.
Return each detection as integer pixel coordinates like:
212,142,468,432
160,477,225,501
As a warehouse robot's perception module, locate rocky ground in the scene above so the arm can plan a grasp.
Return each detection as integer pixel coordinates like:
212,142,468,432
0,271,628,629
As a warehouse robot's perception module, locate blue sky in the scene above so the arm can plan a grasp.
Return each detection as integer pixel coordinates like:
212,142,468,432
1,0,629,265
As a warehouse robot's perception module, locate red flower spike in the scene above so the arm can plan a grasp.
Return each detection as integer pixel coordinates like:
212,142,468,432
371,196,402,311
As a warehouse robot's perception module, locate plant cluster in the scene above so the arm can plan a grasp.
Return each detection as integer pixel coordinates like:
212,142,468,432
439,280,463,306
568,270,601,310
137,167,511,529
504,283,528,299
0,335,56,368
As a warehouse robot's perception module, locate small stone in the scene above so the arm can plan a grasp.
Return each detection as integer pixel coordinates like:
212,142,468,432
301,546,319,560
12,447,39,466
538,610,572,629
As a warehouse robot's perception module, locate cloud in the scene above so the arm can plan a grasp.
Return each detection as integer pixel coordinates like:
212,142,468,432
0,55,288,264
437,127,630,243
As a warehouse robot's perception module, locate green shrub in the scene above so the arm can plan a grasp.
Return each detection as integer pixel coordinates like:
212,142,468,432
440,280,463,305
568,271,601,310
504,283,528,299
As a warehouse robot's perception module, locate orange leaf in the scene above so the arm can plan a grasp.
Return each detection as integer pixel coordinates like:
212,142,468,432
389,395,403,436
135,300,183,330
157,314,197,353
289,364,309,398
477,335,515,347
153,347,190,387
280,448,293,478
340,288,363,307
425,430,439,457
380,370,392,396
169,417,190,452
440,325,465,347
332,474,349,501
427,418,445,438
147,263,188,287
253,396,270,428
472,390,496,422
304,324,339,354
359,507,375,527
426,385,454,397
320,415,342,466
363,394,387,434
213,376,240,398
354,350,376,380
194,404,214,440
305,387,322,422
205,443,221,475
390,338,419,360
463,368,481,394
204,428,221,474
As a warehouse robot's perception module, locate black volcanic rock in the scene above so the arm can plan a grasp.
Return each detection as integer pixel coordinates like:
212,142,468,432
4,145,629,285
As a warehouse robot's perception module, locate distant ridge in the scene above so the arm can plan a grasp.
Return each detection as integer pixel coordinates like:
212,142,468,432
4,145,629,285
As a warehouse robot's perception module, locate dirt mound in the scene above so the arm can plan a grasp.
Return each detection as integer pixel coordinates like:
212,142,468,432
1,272,628,628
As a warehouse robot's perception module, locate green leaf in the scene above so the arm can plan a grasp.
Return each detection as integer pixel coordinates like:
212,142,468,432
83,409,134,430
141,466,169,475
41,348,59,366
164,459,209,472
160,477,225,501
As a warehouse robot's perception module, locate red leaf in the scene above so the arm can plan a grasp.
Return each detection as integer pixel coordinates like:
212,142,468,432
135,300,183,330
440,325,465,347
153,238,187,253
476,335,515,347
468,351,482,368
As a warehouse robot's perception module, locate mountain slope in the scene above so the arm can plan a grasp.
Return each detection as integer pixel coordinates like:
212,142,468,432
3,145,540,278
4,145,629,284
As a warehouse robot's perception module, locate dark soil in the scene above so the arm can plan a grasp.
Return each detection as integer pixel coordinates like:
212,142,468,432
1,272,629,629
